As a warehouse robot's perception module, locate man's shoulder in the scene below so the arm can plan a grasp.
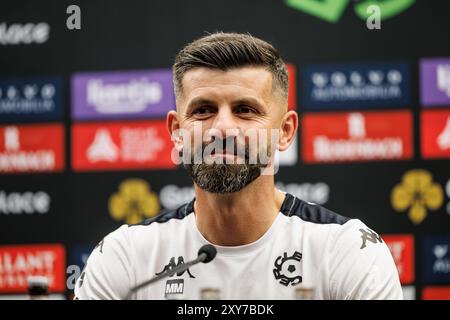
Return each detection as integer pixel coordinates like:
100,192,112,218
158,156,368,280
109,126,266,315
281,193,352,226
100,200,196,257
131,198,195,228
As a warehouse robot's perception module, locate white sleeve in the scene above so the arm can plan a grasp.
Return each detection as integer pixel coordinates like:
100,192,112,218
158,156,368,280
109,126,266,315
74,225,135,300
328,220,403,300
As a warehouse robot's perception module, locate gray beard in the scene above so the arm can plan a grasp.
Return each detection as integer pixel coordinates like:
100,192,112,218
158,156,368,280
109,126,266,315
182,139,270,193
184,162,264,194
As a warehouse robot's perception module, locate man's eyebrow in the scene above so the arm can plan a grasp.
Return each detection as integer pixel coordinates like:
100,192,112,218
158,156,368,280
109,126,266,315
185,98,216,112
184,96,267,115
232,97,266,109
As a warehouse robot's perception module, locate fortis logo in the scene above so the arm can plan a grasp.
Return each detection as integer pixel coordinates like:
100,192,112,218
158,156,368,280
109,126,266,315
285,0,415,23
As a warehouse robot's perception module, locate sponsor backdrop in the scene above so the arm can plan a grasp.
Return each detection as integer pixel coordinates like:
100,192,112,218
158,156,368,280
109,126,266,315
0,0,449,299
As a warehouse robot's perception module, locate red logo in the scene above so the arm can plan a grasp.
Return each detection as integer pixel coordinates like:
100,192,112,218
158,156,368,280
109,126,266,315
286,63,297,111
422,286,450,300
382,234,415,285
0,124,64,173
421,109,450,159
0,244,66,293
302,110,413,163
72,120,176,171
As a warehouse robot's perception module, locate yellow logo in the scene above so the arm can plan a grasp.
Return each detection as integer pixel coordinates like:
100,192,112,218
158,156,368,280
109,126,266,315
109,179,160,224
391,169,443,224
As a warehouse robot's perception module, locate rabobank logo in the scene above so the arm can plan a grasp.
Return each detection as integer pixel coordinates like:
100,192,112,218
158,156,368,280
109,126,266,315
72,70,175,120
302,62,410,109
0,77,63,123
423,236,450,284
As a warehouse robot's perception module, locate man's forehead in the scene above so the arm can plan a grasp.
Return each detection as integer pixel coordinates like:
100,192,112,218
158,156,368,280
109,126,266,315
180,66,273,97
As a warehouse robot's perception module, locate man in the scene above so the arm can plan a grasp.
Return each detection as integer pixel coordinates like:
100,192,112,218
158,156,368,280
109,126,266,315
75,32,402,300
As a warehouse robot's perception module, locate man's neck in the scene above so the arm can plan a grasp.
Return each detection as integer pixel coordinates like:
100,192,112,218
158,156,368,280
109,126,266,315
193,176,286,246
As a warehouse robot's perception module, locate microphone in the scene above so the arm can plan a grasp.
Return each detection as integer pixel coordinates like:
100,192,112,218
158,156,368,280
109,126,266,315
124,244,217,299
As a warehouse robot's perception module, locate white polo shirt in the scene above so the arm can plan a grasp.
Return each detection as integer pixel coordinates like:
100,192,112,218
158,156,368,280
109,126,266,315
74,192,402,300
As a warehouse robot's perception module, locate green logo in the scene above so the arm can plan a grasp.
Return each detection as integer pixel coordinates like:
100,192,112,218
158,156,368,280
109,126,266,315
285,0,415,23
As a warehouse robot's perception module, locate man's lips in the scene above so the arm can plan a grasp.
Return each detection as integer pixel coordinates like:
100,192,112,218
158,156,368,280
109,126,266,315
210,152,238,157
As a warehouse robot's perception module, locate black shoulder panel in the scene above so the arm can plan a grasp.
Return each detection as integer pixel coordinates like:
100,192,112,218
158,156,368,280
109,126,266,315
130,198,195,227
280,193,351,225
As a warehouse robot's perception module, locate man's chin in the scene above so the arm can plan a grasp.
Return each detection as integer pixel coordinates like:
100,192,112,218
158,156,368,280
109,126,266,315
185,163,263,194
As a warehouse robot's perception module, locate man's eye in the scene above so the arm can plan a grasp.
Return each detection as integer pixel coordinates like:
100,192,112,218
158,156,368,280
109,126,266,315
236,105,255,114
193,107,213,115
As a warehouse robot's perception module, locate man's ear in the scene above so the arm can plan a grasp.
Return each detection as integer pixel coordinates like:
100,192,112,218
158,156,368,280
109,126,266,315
278,110,298,151
167,110,183,153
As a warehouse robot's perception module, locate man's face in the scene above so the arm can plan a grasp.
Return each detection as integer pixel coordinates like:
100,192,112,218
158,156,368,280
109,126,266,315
171,66,287,194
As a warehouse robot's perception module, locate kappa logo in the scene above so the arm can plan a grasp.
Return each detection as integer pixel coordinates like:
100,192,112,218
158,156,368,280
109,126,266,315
273,251,303,286
78,271,85,288
156,256,195,279
94,239,104,254
359,228,383,249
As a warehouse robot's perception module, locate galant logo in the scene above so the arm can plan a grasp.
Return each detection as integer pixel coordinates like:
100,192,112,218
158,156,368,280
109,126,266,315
0,244,66,293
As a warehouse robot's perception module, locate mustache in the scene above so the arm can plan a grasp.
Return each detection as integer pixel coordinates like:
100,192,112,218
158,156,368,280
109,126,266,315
196,136,250,159
179,135,272,166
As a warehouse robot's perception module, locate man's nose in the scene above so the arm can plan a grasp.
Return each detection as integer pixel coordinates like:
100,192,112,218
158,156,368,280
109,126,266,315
205,107,240,142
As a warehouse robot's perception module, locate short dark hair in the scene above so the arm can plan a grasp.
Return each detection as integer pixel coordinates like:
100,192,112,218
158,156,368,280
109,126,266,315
173,32,288,102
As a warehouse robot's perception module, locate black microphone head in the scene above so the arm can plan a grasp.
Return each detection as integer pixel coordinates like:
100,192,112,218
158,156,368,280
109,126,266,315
198,244,217,263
